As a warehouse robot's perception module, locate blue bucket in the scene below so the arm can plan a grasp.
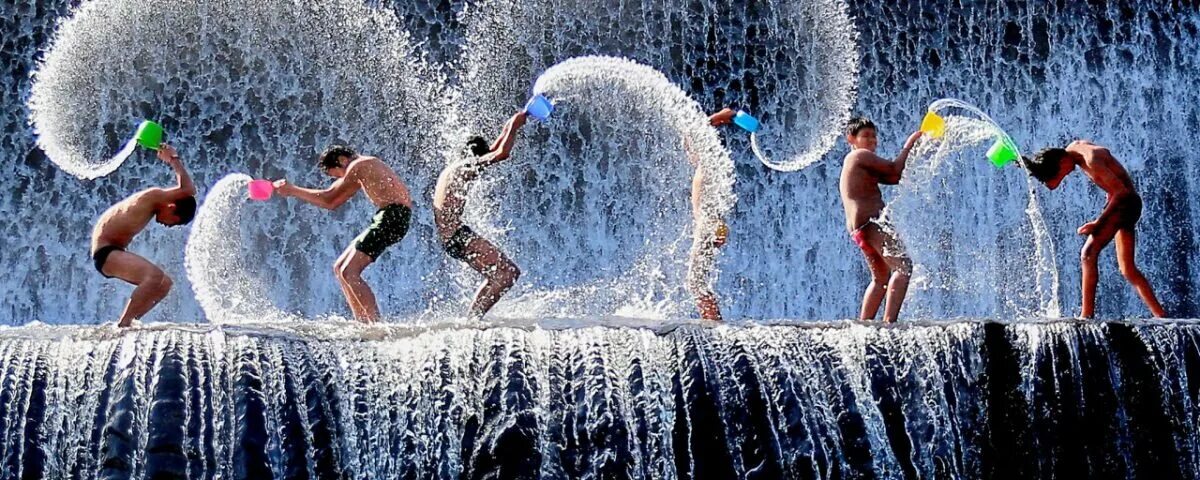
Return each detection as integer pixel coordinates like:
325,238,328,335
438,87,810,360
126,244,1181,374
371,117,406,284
733,110,760,133
525,94,554,121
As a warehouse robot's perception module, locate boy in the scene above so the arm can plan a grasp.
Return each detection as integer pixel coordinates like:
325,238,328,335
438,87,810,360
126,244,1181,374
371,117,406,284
91,143,196,327
433,111,527,319
839,117,922,323
685,108,734,321
1022,140,1165,318
274,146,414,323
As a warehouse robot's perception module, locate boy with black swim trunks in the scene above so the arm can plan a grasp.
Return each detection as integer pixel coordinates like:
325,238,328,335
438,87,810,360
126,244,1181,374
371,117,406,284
433,111,527,320
274,146,414,324
91,143,197,327
839,117,923,323
1023,140,1166,318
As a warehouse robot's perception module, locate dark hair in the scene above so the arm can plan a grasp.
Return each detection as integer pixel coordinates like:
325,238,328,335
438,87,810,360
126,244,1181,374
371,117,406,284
319,145,356,170
172,196,197,226
1023,148,1067,183
465,136,489,157
845,116,876,136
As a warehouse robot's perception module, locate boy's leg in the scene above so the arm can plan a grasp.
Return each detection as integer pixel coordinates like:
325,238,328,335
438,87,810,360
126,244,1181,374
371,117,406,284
855,224,892,321
461,236,520,319
878,229,912,324
1080,221,1120,318
1114,229,1166,317
687,240,722,321
338,250,380,323
333,245,367,320
102,251,173,327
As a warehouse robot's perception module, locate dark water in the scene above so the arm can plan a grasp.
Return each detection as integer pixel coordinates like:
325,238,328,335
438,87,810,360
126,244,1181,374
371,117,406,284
0,320,1195,479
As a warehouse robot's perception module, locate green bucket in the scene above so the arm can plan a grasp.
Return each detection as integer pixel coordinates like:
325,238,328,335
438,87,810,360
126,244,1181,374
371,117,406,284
986,137,1018,168
134,120,164,150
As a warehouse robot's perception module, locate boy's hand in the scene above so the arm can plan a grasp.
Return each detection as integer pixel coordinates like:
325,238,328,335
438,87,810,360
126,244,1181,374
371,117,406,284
1077,221,1098,236
273,179,292,197
157,143,180,164
903,131,924,150
710,108,735,127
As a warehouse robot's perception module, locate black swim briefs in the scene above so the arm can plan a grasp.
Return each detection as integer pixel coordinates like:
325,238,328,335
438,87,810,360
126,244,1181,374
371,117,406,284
92,245,124,279
354,204,412,260
443,225,479,261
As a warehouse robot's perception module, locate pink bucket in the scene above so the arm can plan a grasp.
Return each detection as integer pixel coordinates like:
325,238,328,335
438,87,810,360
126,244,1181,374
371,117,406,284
248,179,274,201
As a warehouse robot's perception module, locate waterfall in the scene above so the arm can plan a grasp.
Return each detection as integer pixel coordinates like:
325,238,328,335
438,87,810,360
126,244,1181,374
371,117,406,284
0,321,1190,478
3,0,1200,476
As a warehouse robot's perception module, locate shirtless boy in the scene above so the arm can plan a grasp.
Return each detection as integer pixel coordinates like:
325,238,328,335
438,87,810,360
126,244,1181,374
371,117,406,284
839,117,923,323
1023,141,1166,318
274,146,414,323
91,143,196,327
685,108,734,321
433,111,527,319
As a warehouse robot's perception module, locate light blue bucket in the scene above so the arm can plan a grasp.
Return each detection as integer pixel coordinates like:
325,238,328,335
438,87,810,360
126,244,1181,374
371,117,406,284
525,94,554,120
733,110,760,133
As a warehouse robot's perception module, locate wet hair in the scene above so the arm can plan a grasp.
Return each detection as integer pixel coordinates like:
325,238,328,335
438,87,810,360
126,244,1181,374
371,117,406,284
1023,147,1068,183
465,136,490,157
318,145,356,171
845,116,876,136
171,196,197,226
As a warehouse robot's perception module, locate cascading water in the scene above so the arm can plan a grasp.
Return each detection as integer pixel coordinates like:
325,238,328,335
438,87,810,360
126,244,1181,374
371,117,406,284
1,0,1200,477
892,99,1062,319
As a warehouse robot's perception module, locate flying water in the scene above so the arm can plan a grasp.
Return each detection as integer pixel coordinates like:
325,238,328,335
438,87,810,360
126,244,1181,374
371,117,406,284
459,0,859,173
184,173,295,323
458,56,734,319
881,99,1061,319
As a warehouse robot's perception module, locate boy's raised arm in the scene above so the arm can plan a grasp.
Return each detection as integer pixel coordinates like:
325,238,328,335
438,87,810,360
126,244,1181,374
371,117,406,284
275,174,360,210
157,144,196,199
859,130,923,184
480,111,529,168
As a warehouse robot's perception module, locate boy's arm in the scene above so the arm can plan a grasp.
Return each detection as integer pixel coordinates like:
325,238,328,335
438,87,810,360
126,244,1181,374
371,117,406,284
157,144,196,199
479,111,529,168
860,131,923,184
709,108,735,126
275,174,359,211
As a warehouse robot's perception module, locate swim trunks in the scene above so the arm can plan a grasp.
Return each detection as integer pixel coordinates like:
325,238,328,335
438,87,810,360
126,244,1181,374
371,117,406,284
354,204,412,260
1115,195,1143,230
92,245,124,279
443,225,479,261
850,219,907,259
851,226,880,258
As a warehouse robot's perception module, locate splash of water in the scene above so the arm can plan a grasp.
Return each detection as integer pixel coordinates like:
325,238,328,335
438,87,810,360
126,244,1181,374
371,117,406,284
460,0,858,173
460,56,735,319
29,0,451,181
184,173,294,323
890,99,1061,318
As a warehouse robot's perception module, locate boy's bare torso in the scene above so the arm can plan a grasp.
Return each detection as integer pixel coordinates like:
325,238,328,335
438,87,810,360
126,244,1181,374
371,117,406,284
91,190,160,253
1068,141,1137,199
433,157,489,235
839,149,888,233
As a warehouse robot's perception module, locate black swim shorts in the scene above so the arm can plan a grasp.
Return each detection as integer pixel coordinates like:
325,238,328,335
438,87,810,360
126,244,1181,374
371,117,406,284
354,204,412,260
92,245,124,279
443,225,479,261
1117,195,1143,230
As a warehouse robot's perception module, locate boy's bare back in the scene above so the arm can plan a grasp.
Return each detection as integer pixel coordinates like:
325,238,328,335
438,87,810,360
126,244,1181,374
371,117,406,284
345,157,413,209
1068,141,1137,198
91,190,169,252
